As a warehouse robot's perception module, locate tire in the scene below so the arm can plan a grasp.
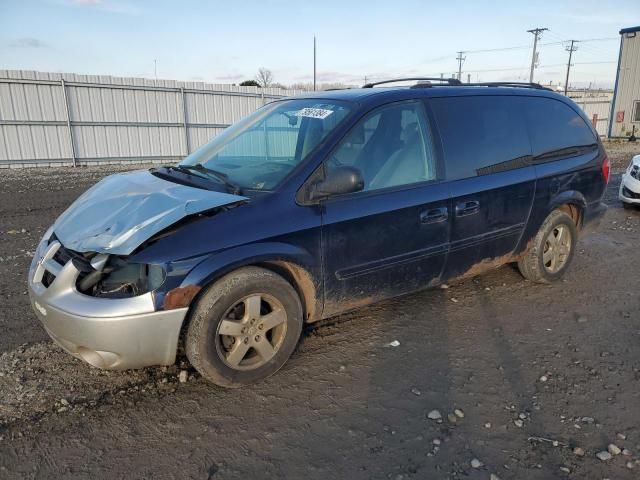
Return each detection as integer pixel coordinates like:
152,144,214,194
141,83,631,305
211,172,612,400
517,210,578,284
186,266,303,387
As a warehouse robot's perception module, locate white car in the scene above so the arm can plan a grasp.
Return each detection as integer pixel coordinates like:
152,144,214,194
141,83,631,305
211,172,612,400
620,154,640,208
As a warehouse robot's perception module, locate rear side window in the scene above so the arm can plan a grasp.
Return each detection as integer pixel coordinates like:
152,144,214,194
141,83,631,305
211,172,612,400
522,97,597,159
430,96,531,180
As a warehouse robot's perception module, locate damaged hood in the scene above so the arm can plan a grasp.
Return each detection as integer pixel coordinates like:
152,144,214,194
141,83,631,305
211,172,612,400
53,169,247,255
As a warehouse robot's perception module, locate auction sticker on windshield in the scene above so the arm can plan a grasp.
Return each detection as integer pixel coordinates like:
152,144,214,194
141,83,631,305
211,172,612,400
294,107,334,119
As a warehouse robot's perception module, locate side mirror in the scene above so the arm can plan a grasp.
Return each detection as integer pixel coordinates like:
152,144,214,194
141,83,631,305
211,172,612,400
310,166,364,201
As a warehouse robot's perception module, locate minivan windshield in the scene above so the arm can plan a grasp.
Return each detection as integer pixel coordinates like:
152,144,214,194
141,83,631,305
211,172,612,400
179,99,352,191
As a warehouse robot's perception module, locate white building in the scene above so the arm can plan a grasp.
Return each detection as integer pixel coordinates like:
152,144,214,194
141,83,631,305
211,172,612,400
609,26,640,138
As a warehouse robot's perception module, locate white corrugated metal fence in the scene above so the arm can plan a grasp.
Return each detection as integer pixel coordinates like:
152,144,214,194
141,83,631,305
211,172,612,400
0,70,304,168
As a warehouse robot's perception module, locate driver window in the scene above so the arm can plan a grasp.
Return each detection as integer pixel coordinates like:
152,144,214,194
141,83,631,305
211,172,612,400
328,101,436,192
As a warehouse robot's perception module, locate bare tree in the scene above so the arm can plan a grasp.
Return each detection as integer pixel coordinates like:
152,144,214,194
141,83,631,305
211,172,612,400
255,68,274,88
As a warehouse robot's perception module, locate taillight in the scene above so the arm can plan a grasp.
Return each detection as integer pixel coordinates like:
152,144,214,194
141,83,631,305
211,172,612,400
601,156,610,185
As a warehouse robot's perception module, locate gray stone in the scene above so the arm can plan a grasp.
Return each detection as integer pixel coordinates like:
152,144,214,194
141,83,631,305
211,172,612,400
427,409,442,420
608,444,621,455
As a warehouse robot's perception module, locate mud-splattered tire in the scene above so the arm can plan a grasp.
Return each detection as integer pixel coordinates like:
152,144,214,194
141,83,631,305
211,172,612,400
518,210,578,284
185,267,303,388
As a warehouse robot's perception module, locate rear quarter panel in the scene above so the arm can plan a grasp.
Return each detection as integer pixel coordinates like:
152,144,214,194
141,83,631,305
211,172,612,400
515,147,606,254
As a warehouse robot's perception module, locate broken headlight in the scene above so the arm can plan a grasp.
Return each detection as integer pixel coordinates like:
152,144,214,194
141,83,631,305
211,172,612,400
77,255,166,298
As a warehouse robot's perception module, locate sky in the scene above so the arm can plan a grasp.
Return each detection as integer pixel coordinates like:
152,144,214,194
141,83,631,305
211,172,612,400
0,0,637,89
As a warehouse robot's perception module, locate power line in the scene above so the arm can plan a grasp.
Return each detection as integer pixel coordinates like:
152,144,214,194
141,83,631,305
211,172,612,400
435,36,617,61
527,27,548,82
576,37,618,42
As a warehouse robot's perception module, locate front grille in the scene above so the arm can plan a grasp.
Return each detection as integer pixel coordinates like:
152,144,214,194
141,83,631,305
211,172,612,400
623,186,640,199
53,245,72,265
42,271,55,287
49,235,92,272
35,236,92,289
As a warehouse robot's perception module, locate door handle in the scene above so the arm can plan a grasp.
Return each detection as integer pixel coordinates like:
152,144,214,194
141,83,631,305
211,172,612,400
455,200,480,217
420,207,448,224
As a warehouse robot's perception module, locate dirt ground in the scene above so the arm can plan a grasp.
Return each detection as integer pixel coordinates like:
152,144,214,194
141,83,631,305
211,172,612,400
0,141,639,480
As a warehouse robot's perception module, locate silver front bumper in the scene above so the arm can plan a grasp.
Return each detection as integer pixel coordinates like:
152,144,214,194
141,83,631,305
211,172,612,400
28,235,187,370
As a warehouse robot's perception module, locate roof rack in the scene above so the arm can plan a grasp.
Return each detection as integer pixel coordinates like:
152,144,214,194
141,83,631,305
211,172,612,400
464,82,552,90
362,77,462,88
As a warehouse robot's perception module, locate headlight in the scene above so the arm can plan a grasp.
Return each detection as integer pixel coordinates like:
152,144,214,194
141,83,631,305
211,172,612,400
77,255,166,298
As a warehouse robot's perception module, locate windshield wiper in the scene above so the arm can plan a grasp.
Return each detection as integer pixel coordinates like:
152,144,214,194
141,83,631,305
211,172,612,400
175,164,242,195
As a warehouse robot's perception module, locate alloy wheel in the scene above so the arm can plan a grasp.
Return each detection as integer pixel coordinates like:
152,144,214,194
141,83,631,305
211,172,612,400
542,225,572,273
215,294,287,370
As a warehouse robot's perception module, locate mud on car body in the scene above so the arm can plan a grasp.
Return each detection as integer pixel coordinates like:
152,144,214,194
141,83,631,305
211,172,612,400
29,80,609,387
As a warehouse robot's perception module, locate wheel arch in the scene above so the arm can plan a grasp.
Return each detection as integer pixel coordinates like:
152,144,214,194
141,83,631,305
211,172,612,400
172,242,322,331
548,190,586,230
515,191,586,257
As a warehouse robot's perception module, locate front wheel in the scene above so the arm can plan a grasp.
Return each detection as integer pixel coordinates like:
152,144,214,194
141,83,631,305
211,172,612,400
186,267,303,387
518,209,578,284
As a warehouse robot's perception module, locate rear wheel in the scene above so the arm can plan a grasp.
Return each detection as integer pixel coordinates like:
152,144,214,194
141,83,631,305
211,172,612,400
186,267,303,387
518,210,578,284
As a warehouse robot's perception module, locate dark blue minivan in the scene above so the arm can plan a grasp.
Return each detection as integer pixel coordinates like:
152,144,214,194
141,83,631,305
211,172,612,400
28,79,609,386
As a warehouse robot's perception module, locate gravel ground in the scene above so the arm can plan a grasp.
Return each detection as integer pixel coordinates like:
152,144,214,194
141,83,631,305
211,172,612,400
0,142,639,479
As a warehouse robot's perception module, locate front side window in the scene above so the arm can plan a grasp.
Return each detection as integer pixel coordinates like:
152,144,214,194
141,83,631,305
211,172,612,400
633,100,640,123
180,99,352,190
326,101,437,192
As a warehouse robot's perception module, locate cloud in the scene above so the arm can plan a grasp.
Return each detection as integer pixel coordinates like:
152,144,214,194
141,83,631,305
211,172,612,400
294,71,367,83
9,38,48,48
68,0,102,5
214,73,245,82
64,0,143,14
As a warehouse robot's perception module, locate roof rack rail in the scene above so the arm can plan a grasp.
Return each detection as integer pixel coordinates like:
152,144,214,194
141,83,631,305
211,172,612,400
464,82,552,90
362,77,461,88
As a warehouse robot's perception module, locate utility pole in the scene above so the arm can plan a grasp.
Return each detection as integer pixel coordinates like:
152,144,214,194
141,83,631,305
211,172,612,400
456,51,466,81
154,59,157,81
527,27,548,82
564,40,578,95
313,36,317,91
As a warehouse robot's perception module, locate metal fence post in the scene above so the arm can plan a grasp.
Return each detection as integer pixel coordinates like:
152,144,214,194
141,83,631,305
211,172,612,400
180,87,190,155
60,79,77,167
